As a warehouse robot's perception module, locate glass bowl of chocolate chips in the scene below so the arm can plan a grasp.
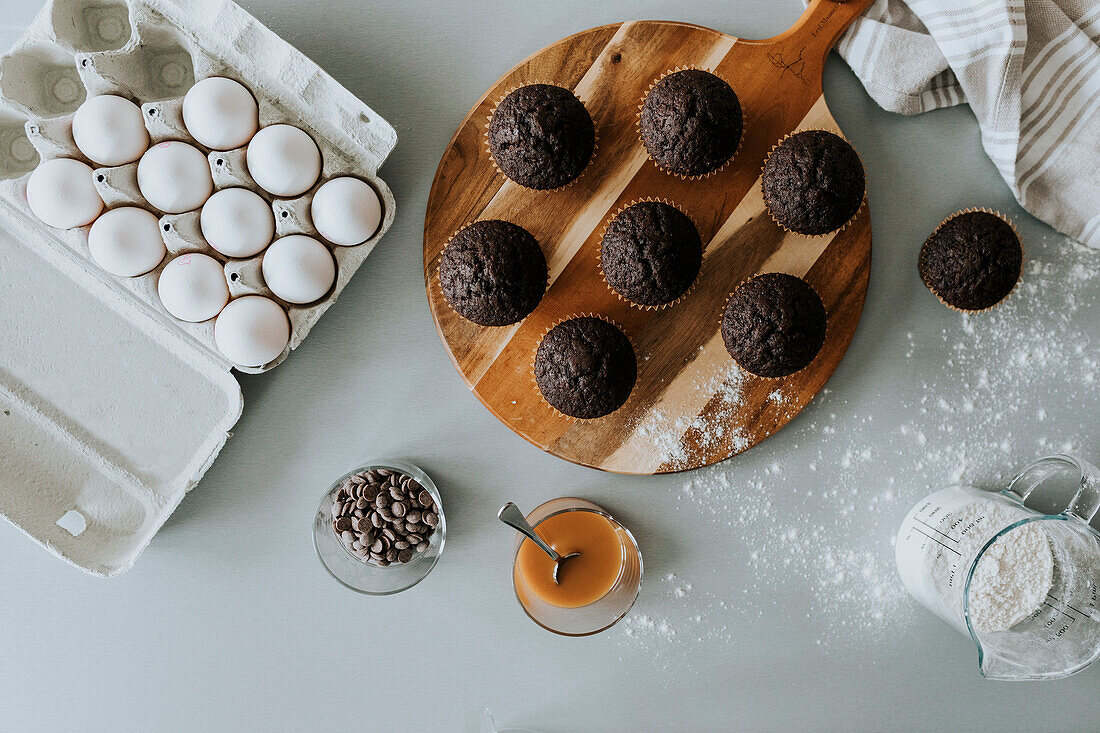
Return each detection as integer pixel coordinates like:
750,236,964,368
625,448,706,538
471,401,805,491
313,460,446,595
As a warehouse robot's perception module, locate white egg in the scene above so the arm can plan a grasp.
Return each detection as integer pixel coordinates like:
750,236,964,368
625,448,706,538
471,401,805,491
246,124,321,197
26,158,103,229
200,187,274,258
137,141,213,214
87,207,165,277
261,235,336,304
214,295,290,367
182,77,259,151
71,94,150,166
310,177,382,246
157,253,229,322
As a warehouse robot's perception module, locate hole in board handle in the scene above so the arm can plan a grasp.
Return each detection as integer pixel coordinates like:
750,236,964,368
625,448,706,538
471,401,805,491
56,509,86,536
230,272,239,282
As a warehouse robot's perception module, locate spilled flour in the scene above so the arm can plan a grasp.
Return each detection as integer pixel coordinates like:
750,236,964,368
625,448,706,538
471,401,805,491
631,362,748,468
616,234,1099,658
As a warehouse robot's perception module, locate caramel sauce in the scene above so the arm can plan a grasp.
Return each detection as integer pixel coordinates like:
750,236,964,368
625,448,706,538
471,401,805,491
514,510,624,608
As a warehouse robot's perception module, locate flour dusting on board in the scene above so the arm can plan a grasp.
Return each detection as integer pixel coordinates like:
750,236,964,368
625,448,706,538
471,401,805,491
616,235,1099,658
630,364,749,469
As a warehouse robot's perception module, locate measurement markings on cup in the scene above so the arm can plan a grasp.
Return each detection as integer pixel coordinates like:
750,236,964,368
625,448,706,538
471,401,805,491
912,525,962,556
915,517,959,543
1047,595,1089,619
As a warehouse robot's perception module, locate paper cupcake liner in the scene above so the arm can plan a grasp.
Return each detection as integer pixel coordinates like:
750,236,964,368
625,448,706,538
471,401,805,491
435,219,551,327
484,81,599,194
531,312,636,422
596,197,701,312
760,129,867,239
920,207,1024,314
719,272,828,381
636,66,747,181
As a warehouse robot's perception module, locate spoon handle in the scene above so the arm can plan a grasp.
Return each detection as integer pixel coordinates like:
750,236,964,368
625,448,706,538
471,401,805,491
497,502,561,562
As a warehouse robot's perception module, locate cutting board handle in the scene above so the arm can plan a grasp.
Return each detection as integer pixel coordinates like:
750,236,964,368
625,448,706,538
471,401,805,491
762,0,872,71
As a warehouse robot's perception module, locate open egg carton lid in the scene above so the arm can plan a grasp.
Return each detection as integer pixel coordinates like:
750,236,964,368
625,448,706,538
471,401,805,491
0,0,397,576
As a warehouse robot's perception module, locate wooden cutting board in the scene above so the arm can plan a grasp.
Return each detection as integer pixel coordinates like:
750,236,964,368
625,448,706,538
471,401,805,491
423,0,873,474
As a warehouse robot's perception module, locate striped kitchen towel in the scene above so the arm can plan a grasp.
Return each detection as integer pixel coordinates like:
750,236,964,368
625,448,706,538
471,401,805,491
829,0,1100,249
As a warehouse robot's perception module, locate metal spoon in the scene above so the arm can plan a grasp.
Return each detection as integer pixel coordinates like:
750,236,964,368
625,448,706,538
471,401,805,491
498,502,580,585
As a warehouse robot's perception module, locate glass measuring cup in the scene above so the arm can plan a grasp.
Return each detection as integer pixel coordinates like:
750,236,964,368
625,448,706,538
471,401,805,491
896,454,1100,680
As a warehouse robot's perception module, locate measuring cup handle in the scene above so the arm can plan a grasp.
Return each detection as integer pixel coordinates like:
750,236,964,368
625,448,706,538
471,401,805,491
1007,454,1100,523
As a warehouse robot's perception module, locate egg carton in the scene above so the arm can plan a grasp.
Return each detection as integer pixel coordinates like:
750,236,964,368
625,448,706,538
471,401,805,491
0,0,397,576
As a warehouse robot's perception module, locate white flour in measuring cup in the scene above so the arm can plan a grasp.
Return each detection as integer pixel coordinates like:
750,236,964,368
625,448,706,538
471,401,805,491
898,490,1054,633
934,499,1053,631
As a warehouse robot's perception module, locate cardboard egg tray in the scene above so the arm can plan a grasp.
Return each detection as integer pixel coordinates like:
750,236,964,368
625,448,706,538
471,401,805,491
0,0,397,575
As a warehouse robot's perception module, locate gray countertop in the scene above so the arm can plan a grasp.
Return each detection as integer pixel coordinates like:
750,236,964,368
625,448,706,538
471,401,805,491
1,1,1098,730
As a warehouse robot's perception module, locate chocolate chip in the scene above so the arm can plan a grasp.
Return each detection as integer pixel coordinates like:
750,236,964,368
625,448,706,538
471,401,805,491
331,467,441,567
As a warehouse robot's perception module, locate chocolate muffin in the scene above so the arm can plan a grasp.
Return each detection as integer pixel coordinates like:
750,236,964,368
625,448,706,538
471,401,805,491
722,273,827,378
487,84,595,190
601,201,702,307
534,317,637,419
762,130,865,236
918,210,1022,311
639,69,742,177
439,220,547,326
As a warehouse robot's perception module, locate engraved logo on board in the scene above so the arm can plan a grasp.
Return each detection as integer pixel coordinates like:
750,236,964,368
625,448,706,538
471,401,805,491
766,46,809,85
